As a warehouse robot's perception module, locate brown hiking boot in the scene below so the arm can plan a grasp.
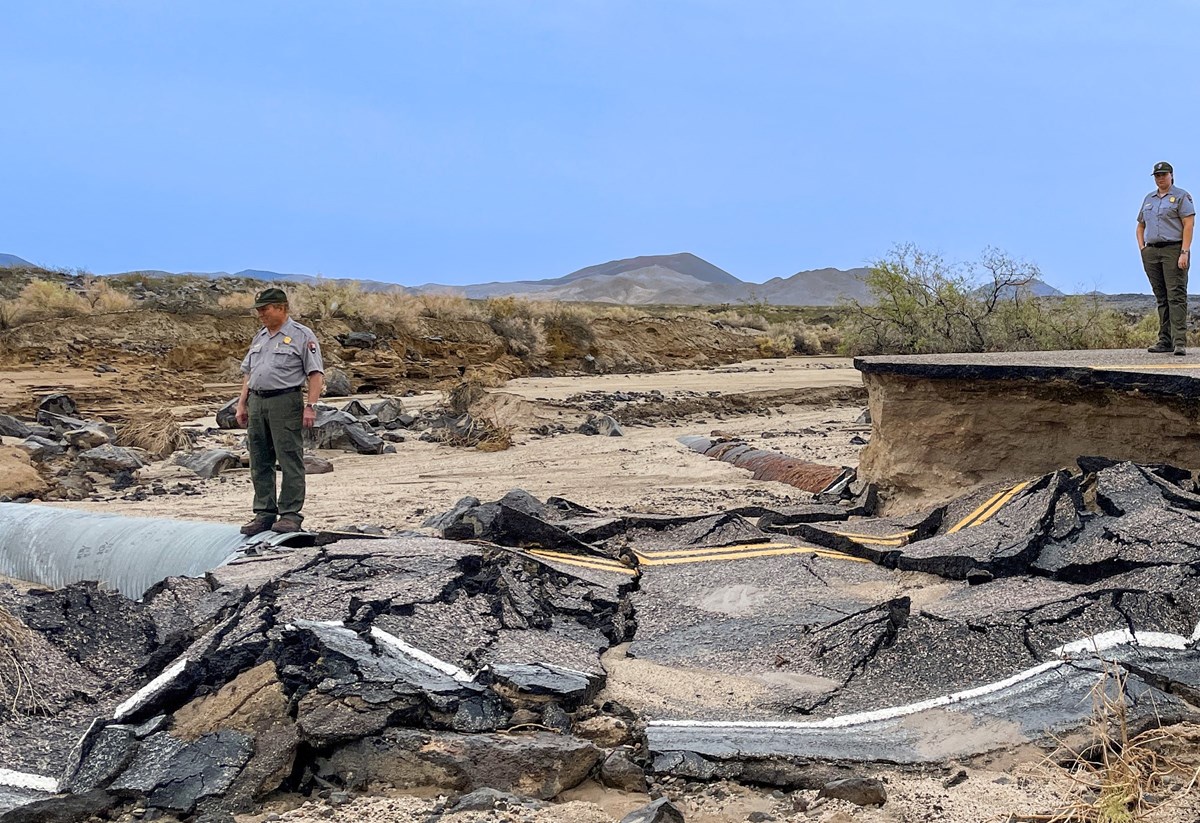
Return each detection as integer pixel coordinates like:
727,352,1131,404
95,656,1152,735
240,515,276,535
271,514,303,534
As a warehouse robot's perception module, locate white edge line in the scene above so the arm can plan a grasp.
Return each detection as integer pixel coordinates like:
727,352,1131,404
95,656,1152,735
298,619,475,683
0,768,58,792
113,655,188,722
370,626,475,683
650,620,1200,733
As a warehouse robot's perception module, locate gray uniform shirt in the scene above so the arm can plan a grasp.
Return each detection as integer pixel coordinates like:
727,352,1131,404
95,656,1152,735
240,317,325,391
1138,184,1196,243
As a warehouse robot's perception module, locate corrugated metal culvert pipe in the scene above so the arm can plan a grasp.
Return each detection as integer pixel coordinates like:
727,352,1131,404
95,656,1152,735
0,503,301,599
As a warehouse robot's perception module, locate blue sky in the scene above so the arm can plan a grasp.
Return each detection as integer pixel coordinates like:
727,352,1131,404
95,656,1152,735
0,2,1192,292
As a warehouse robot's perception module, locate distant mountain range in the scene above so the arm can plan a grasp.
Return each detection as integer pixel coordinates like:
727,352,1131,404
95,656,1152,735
0,251,1067,306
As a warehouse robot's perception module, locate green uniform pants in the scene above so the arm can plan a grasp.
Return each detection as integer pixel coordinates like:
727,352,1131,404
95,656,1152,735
1141,243,1190,348
247,390,306,523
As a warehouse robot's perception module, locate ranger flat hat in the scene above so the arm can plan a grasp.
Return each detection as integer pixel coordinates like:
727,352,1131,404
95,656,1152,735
1153,161,1174,175
253,287,288,307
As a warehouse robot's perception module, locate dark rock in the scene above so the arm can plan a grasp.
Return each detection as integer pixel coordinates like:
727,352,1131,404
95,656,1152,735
216,399,240,430
65,425,111,449
340,400,371,418
449,787,544,812
392,412,418,429
382,431,405,443
303,407,385,455
175,450,241,480
369,398,405,426
0,414,31,439
315,728,601,800
324,368,353,398
339,331,377,349
620,797,685,823
304,454,334,474
943,769,968,788
78,444,145,473
540,702,571,733
578,414,625,437
818,777,886,806
60,722,139,793
36,410,94,437
600,750,647,793
108,730,254,814
37,393,78,417
0,789,117,823
17,435,64,461
487,662,600,710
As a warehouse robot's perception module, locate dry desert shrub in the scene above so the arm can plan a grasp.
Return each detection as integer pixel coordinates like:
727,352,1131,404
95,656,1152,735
484,296,545,362
116,413,191,459
0,607,51,717
358,291,423,332
1020,665,1200,823
217,291,255,310
418,292,484,321
81,277,134,312
543,305,595,359
711,308,771,331
8,280,89,322
289,278,366,320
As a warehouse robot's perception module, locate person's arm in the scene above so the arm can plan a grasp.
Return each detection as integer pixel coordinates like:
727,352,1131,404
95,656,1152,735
1181,214,1194,269
235,374,250,427
1136,220,1146,250
302,372,324,428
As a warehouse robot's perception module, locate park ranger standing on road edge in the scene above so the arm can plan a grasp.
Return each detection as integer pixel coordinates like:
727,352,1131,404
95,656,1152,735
1137,161,1195,356
235,287,325,535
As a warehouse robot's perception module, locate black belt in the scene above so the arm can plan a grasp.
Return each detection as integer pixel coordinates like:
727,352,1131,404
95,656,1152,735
250,386,302,398
1147,241,1182,248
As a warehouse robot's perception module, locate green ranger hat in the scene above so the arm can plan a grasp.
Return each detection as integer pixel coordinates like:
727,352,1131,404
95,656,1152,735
253,287,288,307
1153,161,1174,175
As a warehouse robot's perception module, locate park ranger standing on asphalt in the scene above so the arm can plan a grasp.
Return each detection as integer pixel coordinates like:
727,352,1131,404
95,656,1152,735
1138,161,1195,356
235,287,325,535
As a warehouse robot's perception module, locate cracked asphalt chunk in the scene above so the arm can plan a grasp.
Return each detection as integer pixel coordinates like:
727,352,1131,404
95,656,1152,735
770,508,942,562
880,471,1070,580
628,550,906,720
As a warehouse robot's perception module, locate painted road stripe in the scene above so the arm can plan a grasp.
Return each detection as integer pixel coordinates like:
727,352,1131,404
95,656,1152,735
945,481,1029,534
636,541,796,558
524,549,638,576
638,546,870,566
522,547,629,569
648,620,1200,734
831,529,915,546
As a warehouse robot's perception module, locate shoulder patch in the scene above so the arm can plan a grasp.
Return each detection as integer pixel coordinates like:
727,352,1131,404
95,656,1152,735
308,341,317,353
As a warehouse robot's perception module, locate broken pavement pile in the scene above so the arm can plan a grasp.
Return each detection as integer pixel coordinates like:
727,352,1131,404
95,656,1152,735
4,460,1200,819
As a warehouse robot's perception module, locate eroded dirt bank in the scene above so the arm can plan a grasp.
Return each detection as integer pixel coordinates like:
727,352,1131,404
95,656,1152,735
859,371,1200,510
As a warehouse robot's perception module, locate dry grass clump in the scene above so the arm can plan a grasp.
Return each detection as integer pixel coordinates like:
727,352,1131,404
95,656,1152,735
81,277,134,312
217,291,255,310
116,413,192,459
358,291,423,332
289,279,366,320
418,292,484,321
1019,666,1200,822
0,607,51,717
2,280,89,325
543,305,596,360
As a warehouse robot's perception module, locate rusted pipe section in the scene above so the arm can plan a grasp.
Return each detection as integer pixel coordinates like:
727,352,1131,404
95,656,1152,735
678,435,853,494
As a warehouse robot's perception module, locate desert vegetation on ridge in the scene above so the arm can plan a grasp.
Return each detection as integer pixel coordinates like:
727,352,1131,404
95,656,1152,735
0,250,1185,365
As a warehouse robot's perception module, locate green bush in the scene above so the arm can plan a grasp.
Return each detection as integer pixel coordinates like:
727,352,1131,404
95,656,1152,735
841,245,1137,355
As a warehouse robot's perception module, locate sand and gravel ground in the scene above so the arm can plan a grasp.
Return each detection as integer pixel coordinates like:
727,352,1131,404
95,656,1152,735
12,355,1200,823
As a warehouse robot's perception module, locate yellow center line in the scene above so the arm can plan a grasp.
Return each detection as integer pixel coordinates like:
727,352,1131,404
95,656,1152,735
521,547,628,568
832,529,915,540
946,480,1030,534
638,546,870,566
524,550,637,576
636,542,796,559
946,487,1010,534
839,537,908,547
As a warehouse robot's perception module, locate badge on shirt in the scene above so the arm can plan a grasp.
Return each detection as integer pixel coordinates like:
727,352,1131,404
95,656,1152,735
1170,196,1177,203
283,336,292,344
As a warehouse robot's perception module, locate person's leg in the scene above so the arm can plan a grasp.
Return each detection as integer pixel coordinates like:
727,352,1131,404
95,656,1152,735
247,393,279,519
1163,252,1190,349
270,391,307,527
1142,246,1171,347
